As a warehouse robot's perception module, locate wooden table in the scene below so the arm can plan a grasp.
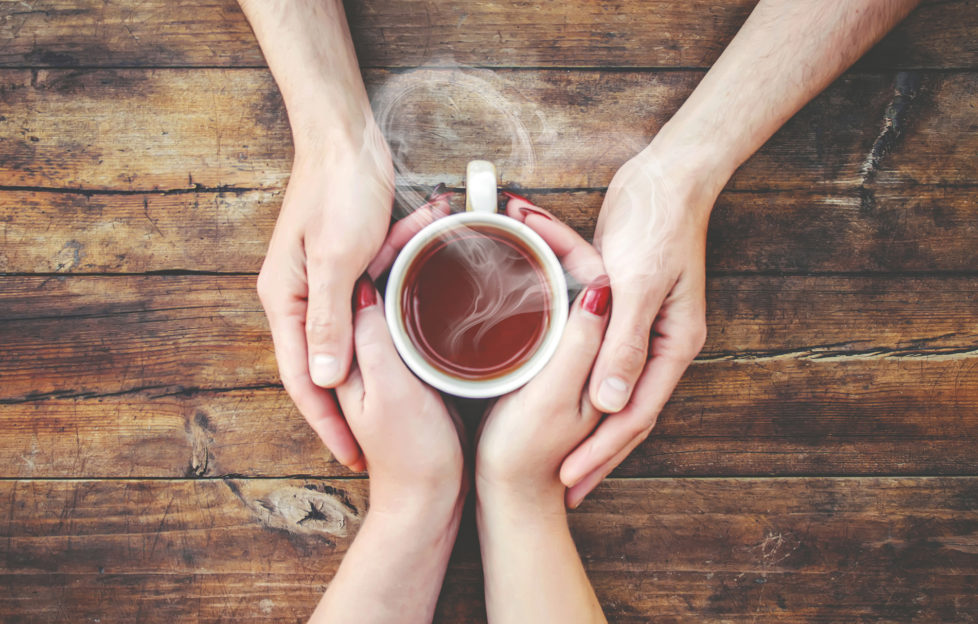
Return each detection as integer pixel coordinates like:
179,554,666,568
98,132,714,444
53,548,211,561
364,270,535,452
2,1,976,621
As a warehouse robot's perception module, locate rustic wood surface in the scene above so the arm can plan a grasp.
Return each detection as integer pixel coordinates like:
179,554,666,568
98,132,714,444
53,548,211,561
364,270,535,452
1,0,976,622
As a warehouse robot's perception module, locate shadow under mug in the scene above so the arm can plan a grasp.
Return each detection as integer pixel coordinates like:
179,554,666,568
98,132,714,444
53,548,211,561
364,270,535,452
385,161,568,398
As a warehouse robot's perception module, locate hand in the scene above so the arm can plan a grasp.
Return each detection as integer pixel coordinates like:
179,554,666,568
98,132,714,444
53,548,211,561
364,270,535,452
334,274,466,513
560,149,718,507
256,119,396,471
309,273,465,624
475,203,610,624
477,199,608,508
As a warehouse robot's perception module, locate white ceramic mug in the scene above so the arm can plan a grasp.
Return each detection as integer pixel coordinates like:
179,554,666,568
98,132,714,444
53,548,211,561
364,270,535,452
385,161,568,397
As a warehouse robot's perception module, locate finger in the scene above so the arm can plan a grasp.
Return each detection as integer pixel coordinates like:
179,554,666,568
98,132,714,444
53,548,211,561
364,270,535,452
304,247,360,388
261,298,364,468
564,432,643,509
366,194,453,278
587,278,672,413
530,275,611,394
333,366,369,474
503,193,604,285
348,275,412,394
561,348,690,487
333,363,365,414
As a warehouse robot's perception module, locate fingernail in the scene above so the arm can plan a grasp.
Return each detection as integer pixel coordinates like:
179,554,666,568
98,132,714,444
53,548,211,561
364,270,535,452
351,457,367,473
428,196,452,216
426,182,447,201
569,493,586,509
311,354,341,387
597,376,629,412
354,275,377,311
517,206,553,221
580,275,611,316
502,189,531,202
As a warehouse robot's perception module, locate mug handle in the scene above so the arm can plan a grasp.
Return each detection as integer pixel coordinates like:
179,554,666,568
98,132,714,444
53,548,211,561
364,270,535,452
465,160,498,214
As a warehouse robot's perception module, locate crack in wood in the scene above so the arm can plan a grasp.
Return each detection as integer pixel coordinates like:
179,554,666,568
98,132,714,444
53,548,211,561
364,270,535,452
0,382,281,405
860,70,922,184
0,183,266,196
697,343,978,363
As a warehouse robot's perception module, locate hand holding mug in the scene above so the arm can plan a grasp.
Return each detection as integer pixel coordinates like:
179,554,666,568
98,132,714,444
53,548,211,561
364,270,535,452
309,274,466,624
476,199,608,507
475,202,610,624
334,276,466,513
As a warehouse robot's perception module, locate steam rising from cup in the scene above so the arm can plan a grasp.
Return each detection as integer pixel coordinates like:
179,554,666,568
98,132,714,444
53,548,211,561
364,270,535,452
370,64,543,216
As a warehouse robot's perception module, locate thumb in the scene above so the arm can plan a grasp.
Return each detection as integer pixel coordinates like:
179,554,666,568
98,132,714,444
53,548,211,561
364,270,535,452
588,284,664,413
305,258,358,389
349,275,405,391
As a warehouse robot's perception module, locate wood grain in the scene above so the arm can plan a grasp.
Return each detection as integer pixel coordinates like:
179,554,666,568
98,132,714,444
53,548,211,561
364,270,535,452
1,275,975,478
0,0,972,70
3,352,978,479
1,477,975,622
1,69,974,192
3,186,977,274
2,274,976,400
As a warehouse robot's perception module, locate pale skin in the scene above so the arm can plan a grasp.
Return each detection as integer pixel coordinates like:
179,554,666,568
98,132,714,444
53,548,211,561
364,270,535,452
238,0,922,502
309,207,608,623
477,202,610,624
308,273,465,624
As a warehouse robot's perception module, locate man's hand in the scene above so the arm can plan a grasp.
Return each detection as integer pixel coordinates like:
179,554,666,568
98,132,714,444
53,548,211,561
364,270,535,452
239,0,397,470
256,123,393,471
560,149,717,507
557,0,922,507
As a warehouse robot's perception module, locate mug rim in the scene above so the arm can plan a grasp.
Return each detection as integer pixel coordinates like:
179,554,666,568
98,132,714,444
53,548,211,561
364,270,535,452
385,211,568,398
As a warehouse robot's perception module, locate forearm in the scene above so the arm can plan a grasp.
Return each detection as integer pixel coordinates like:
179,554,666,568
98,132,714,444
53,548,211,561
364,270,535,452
476,490,606,624
650,0,921,190
309,501,463,624
237,0,373,147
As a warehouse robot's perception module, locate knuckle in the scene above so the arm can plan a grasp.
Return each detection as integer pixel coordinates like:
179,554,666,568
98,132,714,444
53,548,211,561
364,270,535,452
611,333,650,375
681,319,708,361
305,313,341,345
690,321,708,356
629,420,654,440
255,268,276,304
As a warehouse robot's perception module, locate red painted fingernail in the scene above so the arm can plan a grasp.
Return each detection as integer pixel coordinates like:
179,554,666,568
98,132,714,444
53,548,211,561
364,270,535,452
427,193,453,214
581,275,611,316
517,206,553,221
354,274,377,311
502,189,531,203
426,182,447,201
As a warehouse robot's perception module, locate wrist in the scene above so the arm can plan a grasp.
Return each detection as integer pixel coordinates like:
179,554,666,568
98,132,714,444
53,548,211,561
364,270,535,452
475,476,567,524
370,474,467,529
642,118,738,203
284,85,377,157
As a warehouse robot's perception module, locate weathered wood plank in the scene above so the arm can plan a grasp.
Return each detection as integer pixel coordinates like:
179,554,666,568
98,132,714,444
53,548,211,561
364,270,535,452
0,189,278,273
3,186,977,274
0,0,972,70
0,478,975,622
1,275,976,400
4,349,978,479
1,275,976,478
1,69,973,191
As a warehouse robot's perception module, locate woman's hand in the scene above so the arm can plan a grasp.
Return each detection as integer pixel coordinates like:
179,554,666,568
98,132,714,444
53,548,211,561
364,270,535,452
475,199,609,624
309,275,465,624
560,148,720,507
335,275,466,513
476,198,609,507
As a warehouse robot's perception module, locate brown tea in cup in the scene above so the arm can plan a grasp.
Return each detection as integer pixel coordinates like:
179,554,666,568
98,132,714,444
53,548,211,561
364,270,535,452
400,223,552,380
